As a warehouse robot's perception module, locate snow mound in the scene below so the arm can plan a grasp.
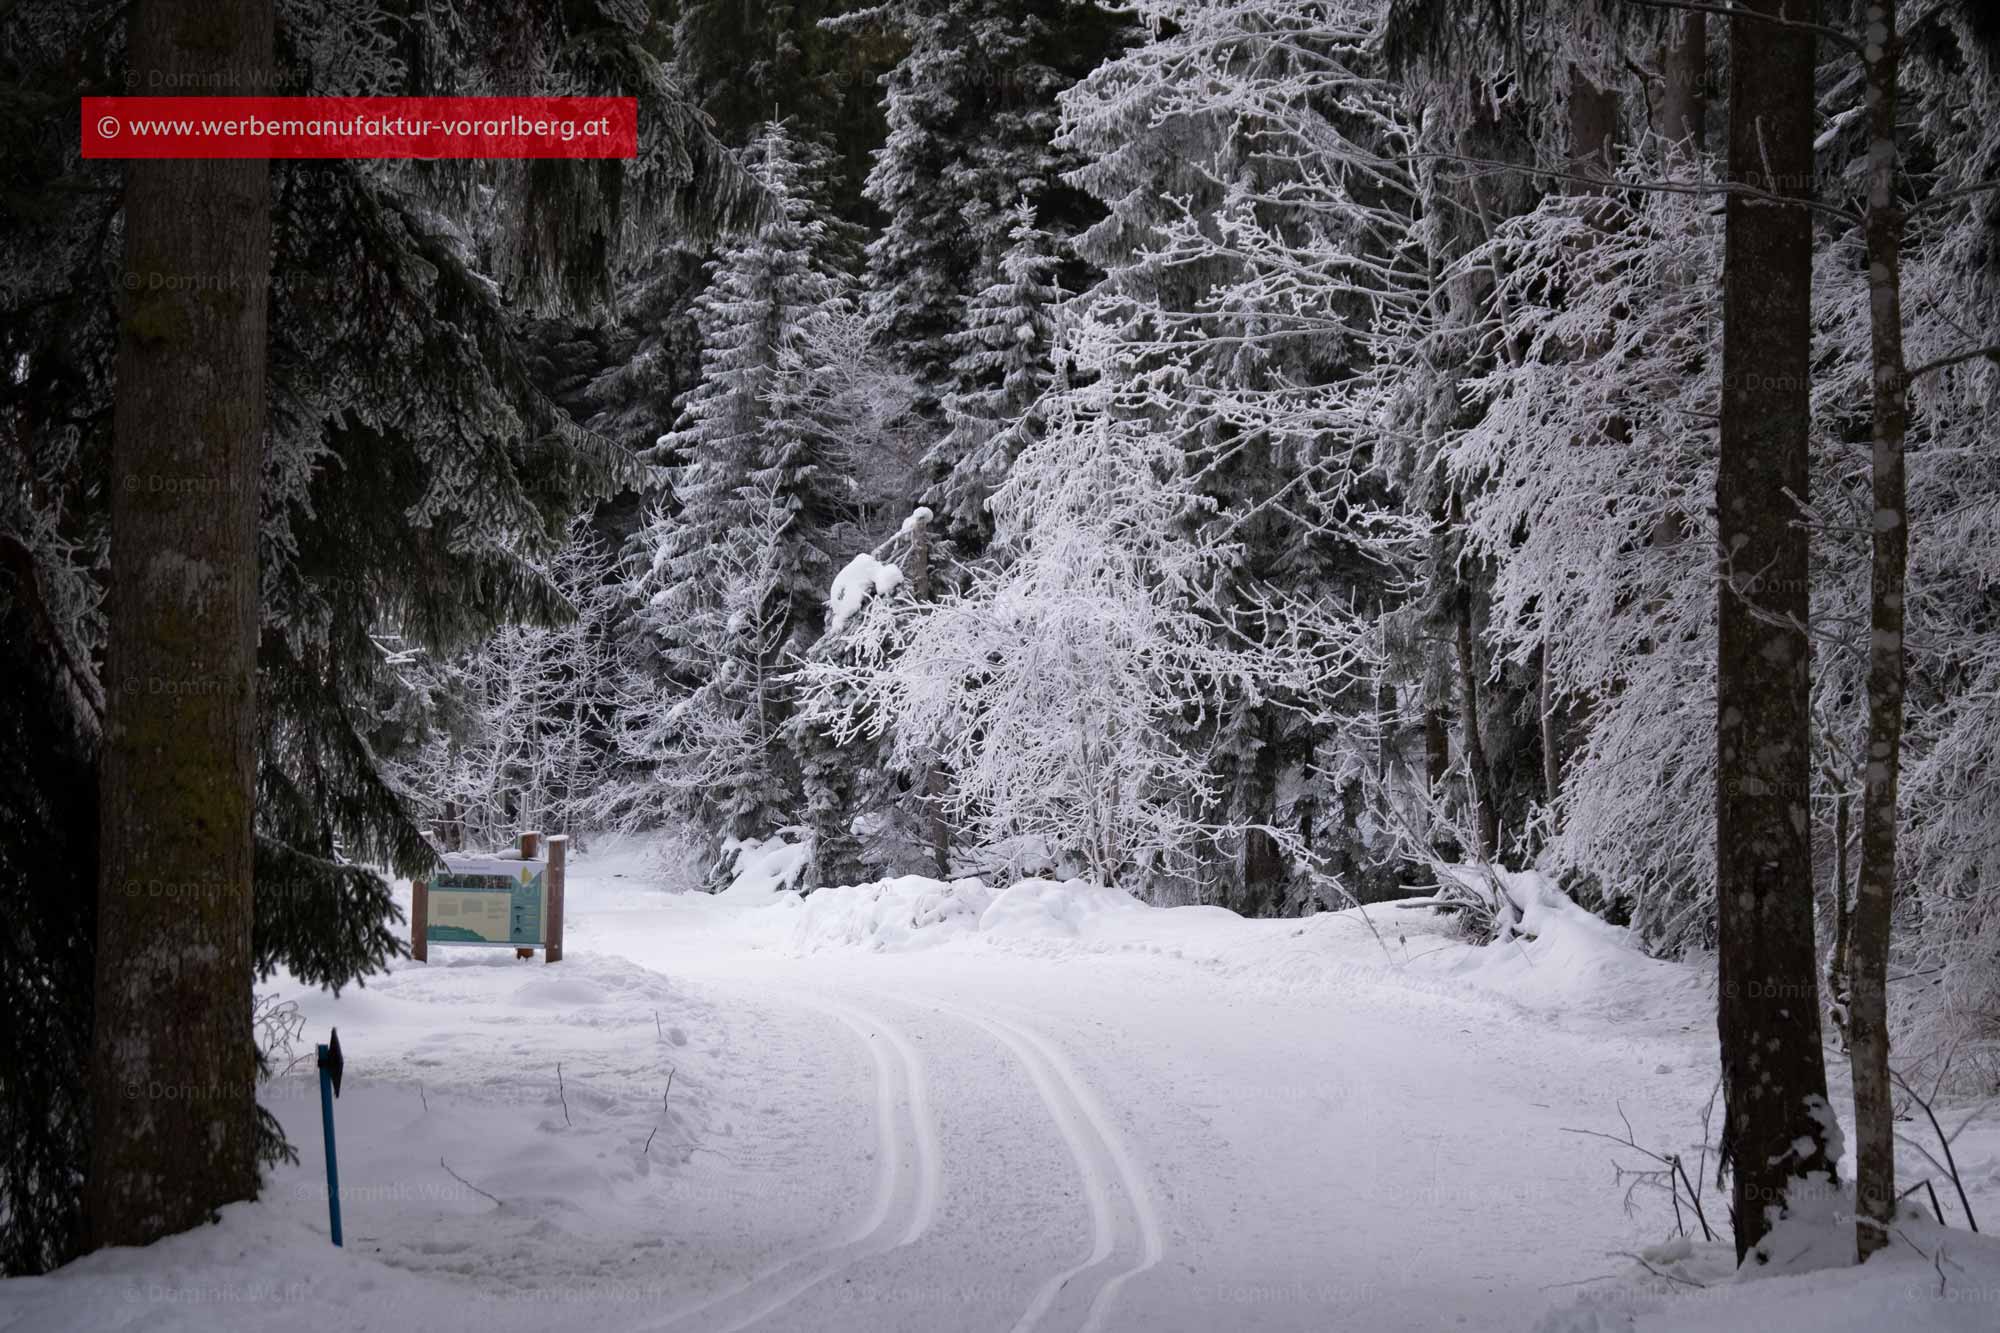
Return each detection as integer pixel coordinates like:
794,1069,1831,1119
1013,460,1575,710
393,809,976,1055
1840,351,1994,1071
826,551,903,633
1429,867,1706,1021
716,833,809,901
978,877,1145,939
789,875,995,952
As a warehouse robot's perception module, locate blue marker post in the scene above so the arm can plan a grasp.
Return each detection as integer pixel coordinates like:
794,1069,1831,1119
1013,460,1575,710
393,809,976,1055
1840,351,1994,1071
316,1029,345,1247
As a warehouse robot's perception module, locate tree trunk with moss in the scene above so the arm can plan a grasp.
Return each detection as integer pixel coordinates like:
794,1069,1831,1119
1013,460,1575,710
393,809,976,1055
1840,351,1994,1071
84,0,272,1250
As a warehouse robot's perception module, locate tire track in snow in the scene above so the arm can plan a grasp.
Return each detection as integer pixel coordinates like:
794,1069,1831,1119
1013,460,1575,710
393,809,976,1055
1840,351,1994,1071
644,991,941,1332
920,996,1164,1333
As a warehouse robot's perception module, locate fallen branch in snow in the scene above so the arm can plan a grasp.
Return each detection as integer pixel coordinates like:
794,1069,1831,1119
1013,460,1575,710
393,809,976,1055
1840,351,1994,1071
557,1062,571,1127
644,1126,658,1156
1355,767,1529,944
441,1157,501,1207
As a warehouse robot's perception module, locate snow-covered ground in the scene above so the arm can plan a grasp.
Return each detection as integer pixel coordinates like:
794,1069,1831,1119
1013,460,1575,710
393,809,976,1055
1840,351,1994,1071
4,840,1997,1332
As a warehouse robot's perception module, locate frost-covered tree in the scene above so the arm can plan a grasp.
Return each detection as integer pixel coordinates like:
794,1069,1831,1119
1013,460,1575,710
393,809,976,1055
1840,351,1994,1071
834,0,1121,403
806,318,1374,887
1057,0,1427,909
385,523,623,850
613,122,861,848
932,198,1063,550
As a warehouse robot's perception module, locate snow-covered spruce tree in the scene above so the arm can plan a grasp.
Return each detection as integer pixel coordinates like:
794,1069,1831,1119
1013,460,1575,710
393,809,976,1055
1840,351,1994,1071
613,122,862,861
670,0,894,221
932,198,1063,552
804,316,1374,888
772,305,939,883
831,0,1123,409
1055,0,1427,910
0,0,758,1269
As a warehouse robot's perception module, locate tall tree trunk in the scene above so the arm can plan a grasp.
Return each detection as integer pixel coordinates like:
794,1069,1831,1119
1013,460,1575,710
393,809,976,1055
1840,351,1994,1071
86,0,273,1249
1454,581,1498,860
1660,12,1708,151
1829,788,1852,1051
1714,0,1835,1265
1852,0,1909,1263
906,511,950,876
1377,678,1397,782
1539,645,1560,808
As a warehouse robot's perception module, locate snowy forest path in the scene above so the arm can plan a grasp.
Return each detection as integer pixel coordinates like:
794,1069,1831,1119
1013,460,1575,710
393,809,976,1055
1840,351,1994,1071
610,913,1719,1333
183,851,1722,1333
914,994,1165,1333
640,989,943,1333
637,971,1163,1333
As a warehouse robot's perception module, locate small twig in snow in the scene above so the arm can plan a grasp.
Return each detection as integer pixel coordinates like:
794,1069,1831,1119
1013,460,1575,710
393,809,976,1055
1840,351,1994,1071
441,1157,501,1207
557,1062,571,1126
1890,1064,1983,1232
1612,1252,1707,1290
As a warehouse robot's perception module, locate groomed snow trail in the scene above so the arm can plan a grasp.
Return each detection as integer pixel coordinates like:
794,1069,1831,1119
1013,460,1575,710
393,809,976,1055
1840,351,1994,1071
919,995,1164,1333
644,992,942,1332
564,856,1720,1333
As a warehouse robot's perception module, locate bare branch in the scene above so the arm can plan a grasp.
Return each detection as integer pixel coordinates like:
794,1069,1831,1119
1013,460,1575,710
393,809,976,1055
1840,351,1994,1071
1625,0,1865,55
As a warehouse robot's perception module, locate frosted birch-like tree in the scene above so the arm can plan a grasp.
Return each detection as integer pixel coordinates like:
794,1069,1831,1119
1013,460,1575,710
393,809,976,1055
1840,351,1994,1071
385,521,623,849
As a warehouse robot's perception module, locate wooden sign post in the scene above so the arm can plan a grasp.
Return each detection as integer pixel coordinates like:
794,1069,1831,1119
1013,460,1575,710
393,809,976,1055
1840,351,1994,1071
546,834,566,964
412,874,429,962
